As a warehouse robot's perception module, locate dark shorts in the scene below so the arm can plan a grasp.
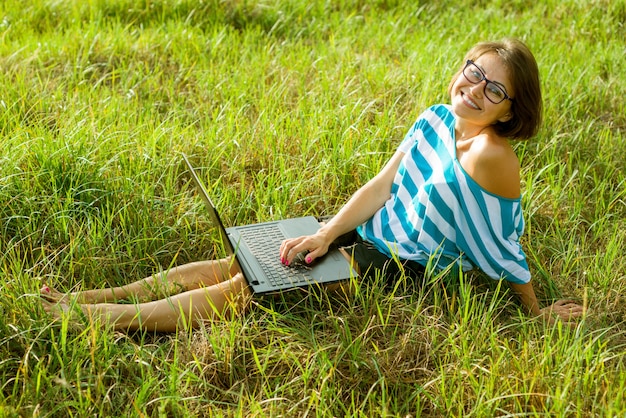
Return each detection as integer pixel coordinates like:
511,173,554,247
334,230,426,288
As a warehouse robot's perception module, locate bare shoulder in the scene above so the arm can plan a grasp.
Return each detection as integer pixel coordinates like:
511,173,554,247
458,131,521,199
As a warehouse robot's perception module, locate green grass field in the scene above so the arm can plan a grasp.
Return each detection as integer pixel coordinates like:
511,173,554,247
1,0,625,416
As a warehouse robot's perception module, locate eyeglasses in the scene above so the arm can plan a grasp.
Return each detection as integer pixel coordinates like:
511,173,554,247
462,60,513,104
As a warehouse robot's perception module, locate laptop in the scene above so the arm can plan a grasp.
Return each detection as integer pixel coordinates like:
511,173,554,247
182,154,356,294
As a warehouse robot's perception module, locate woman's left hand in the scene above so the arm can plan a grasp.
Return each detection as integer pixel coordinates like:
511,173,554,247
540,299,585,325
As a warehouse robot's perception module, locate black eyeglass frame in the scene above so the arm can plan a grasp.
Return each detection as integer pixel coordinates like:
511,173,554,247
462,60,514,104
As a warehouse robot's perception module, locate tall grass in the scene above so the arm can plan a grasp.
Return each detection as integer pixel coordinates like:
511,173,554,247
1,0,625,416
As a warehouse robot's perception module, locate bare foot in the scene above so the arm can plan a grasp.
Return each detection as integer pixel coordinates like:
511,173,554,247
41,298,69,319
41,298,86,330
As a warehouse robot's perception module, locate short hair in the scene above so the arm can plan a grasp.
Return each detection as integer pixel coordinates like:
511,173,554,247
448,39,543,140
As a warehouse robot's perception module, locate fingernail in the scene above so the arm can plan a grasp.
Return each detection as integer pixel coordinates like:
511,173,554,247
305,256,312,264
42,286,50,293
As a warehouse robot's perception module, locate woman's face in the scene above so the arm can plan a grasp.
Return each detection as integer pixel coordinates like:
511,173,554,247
449,53,514,129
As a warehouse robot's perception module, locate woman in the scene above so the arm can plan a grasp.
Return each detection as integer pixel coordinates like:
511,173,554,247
42,38,584,332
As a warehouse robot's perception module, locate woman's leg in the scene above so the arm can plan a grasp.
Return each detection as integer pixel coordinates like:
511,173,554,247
43,272,252,332
43,258,235,304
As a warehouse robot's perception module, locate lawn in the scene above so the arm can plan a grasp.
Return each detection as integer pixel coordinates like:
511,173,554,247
0,0,625,416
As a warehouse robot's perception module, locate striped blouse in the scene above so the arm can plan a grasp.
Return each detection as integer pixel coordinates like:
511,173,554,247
358,104,530,284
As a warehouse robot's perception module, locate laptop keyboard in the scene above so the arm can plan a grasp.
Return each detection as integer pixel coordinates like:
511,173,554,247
237,224,314,287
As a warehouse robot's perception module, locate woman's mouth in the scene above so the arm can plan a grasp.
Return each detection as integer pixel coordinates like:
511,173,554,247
462,92,481,110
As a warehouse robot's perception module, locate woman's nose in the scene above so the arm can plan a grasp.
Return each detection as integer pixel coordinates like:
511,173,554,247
469,82,484,98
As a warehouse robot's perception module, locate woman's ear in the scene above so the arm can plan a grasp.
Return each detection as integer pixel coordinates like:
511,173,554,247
498,112,513,123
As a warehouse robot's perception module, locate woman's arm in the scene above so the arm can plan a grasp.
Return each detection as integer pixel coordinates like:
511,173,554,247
462,134,584,324
280,150,405,265
508,281,542,316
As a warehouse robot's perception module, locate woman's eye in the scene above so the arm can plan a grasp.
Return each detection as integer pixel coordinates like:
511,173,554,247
487,83,505,99
470,70,482,80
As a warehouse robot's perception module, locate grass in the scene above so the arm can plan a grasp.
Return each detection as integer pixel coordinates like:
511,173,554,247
1,0,625,416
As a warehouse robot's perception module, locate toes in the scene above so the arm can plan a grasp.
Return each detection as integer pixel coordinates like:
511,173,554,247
40,285,59,302
41,298,70,317
39,284,67,302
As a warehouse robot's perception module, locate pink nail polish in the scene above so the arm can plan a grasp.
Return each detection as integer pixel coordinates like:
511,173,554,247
306,256,312,264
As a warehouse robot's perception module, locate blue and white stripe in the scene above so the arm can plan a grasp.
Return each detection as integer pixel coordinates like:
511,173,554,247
358,104,530,284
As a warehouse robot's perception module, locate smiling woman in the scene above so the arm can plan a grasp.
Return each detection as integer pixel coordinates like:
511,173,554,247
42,38,583,334
281,38,582,324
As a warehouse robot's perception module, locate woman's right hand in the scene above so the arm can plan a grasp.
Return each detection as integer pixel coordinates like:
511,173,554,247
279,231,332,266
278,151,403,267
